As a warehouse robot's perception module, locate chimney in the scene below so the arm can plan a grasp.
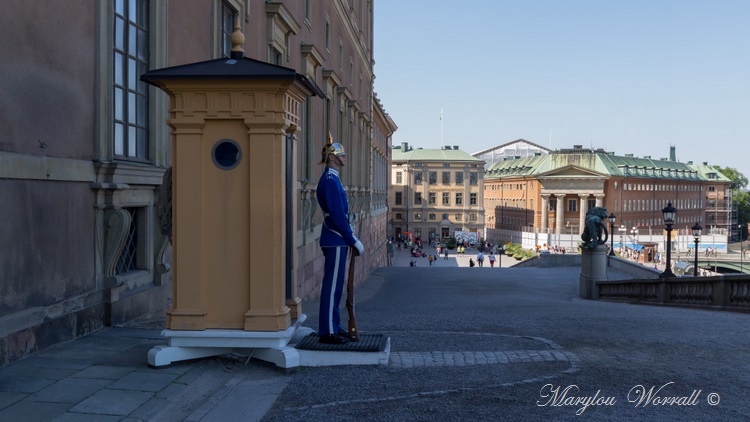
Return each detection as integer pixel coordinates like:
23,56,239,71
573,144,583,149
401,142,409,151
669,145,676,161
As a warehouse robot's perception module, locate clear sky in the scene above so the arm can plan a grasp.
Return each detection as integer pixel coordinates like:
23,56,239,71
373,0,750,180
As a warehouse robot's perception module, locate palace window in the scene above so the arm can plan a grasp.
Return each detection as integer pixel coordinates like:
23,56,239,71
113,0,149,160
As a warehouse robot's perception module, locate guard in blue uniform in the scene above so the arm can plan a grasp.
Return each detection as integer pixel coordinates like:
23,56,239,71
316,138,364,344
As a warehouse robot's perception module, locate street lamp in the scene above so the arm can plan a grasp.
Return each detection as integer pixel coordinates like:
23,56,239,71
740,223,745,274
692,223,702,277
660,202,677,278
608,213,616,256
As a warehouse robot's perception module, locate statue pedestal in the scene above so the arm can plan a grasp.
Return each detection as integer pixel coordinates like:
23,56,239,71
579,244,609,299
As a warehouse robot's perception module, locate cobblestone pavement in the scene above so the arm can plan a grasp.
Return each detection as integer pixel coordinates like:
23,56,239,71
2,259,748,421
262,265,750,422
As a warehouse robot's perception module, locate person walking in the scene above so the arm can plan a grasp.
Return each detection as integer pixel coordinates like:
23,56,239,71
316,137,364,345
428,254,434,266
488,253,496,267
477,252,484,267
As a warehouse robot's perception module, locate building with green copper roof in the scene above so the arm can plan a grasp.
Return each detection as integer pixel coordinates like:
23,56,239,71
483,143,734,258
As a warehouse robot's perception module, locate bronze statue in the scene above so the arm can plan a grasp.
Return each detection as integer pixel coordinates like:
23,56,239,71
581,207,609,250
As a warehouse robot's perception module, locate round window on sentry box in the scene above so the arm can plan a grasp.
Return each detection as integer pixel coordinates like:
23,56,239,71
211,139,242,170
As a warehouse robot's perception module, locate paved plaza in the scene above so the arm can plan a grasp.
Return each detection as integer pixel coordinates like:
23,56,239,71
1,258,748,421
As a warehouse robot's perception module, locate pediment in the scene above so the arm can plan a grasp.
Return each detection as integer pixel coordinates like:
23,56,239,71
538,165,607,178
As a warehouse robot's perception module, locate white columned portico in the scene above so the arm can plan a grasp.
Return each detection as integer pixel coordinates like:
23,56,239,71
579,194,588,232
555,194,565,235
595,194,604,207
541,194,550,231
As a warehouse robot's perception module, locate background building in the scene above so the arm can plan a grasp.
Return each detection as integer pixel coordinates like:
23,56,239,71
391,143,485,244
484,145,733,254
0,0,395,365
473,138,551,169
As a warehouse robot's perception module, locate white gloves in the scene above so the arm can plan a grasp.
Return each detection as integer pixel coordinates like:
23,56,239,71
353,240,364,256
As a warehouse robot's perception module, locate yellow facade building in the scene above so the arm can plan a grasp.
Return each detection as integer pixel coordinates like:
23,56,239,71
391,143,485,244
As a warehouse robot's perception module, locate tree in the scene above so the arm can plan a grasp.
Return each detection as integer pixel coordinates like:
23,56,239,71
713,165,748,191
737,191,750,241
714,166,749,240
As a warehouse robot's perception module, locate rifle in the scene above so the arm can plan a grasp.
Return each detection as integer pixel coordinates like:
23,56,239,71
346,248,360,342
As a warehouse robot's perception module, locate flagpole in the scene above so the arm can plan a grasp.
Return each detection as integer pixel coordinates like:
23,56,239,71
440,108,444,148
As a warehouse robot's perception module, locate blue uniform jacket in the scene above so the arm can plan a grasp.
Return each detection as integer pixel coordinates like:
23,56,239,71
317,167,358,247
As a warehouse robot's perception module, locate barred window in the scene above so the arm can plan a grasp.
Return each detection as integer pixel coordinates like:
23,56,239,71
116,208,143,274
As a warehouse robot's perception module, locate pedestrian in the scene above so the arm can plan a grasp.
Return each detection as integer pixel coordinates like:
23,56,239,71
477,252,484,267
444,250,448,260
428,254,433,266
469,258,475,267
488,253,495,267
410,260,414,267
315,137,364,345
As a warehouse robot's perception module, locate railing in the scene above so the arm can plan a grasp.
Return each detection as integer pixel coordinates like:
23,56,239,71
595,275,750,312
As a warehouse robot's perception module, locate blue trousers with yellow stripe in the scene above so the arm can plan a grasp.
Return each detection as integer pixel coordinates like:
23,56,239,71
319,246,349,336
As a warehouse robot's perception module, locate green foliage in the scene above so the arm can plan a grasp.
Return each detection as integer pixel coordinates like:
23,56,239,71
504,242,534,260
713,165,748,191
737,191,750,240
713,166,749,240
447,237,457,249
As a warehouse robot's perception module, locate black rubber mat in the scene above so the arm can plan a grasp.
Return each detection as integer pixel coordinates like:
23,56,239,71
295,333,388,352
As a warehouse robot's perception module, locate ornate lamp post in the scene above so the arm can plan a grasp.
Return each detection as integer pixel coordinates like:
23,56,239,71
692,223,702,276
608,213,616,256
659,202,677,278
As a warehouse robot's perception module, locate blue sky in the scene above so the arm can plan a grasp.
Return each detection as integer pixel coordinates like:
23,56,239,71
373,0,750,180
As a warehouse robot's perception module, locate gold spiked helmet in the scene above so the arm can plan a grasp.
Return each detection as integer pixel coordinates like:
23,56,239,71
320,133,346,163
